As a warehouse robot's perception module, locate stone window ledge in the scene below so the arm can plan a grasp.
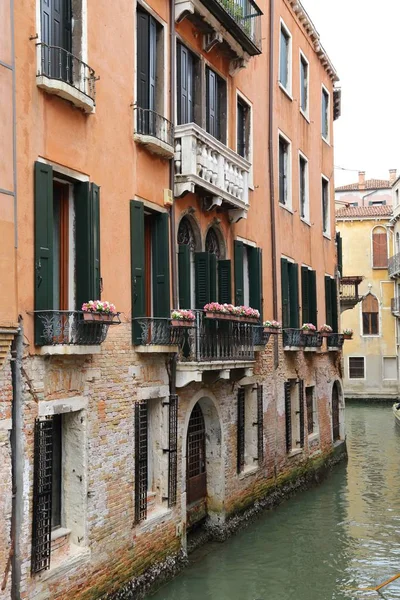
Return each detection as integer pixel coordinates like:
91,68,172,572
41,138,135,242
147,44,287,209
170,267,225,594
137,506,172,534
308,432,320,444
37,544,90,582
239,464,259,480
288,448,303,458
37,75,95,114
40,345,101,356
134,133,175,159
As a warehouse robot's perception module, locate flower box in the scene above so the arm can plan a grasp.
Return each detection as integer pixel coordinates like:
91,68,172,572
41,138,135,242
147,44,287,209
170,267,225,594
241,316,259,324
205,312,238,321
343,333,353,340
82,312,117,324
171,319,194,327
263,327,280,334
301,330,315,336
320,332,331,338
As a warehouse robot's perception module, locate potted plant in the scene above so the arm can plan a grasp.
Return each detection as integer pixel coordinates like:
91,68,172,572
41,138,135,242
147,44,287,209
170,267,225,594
319,324,333,337
81,300,118,324
343,328,353,340
263,320,281,334
171,309,195,327
301,323,317,335
237,306,260,324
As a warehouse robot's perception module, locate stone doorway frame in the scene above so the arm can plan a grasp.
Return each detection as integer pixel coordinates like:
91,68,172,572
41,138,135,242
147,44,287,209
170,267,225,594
331,380,345,441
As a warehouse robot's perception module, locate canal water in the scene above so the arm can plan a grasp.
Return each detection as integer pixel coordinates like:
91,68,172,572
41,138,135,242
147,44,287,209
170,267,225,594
150,403,400,600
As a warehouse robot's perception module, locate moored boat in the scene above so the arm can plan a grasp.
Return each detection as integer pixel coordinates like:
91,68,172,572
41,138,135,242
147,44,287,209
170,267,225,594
393,403,400,426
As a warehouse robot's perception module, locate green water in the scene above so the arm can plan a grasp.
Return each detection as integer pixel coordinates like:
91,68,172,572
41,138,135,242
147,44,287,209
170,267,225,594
151,403,400,600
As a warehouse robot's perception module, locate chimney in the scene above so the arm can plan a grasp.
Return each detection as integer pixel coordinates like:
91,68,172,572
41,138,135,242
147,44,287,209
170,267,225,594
358,171,366,190
389,169,397,185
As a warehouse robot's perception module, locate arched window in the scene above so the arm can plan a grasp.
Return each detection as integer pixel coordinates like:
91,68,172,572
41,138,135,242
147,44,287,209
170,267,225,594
205,227,222,258
362,293,379,335
372,226,388,268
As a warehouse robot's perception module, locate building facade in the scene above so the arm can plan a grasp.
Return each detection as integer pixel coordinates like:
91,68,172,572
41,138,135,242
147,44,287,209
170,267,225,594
1,0,344,598
337,205,397,399
335,170,396,211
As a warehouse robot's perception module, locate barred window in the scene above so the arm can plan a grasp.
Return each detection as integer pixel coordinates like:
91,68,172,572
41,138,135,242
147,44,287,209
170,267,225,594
349,357,365,379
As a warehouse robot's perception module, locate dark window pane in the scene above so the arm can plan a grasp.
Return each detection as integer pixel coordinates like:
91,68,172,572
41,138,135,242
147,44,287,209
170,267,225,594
279,137,288,205
300,57,308,113
300,156,306,218
322,89,329,139
322,178,329,232
306,387,313,434
280,28,289,88
371,312,379,334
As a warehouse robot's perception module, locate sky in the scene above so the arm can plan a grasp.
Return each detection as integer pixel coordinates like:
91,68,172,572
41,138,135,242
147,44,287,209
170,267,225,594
302,0,400,187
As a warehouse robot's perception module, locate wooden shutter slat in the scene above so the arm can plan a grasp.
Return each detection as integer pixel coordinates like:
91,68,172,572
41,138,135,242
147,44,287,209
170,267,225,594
234,241,244,306
325,276,333,327
309,270,317,326
336,232,343,277
299,380,305,448
209,252,217,302
301,266,310,324
195,252,210,309
178,244,191,308
373,232,388,268
237,387,245,474
281,258,289,328
249,247,263,319
149,16,156,114
218,260,232,304
289,262,299,328
284,382,291,453
331,279,338,332
152,212,170,317
130,200,145,344
34,162,54,345
31,417,53,574
90,183,101,300
136,9,150,110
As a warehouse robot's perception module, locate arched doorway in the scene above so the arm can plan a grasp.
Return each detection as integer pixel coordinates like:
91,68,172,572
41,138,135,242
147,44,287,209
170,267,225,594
332,382,340,441
186,403,207,505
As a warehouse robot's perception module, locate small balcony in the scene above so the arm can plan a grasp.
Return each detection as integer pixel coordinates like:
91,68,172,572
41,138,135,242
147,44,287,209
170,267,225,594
34,311,120,355
327,333,344,351
339,276,363,312
134,107,175,159
175,0,262,69
389,253,400,278
36,43,96,113
283,329,322,351
391,298,400,317
174,123,250,220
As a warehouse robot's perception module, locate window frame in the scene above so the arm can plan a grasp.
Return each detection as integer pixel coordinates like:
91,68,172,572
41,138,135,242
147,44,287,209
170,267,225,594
361,293,380,337
279,19,292,97
205,65,228,144
299,51,309,120
371,225,388,269
305,385,318,438
348,356,366,380
278,130,292,210
321,84,330,143
321,175,330,237
383,356,398,380
299,151,309,223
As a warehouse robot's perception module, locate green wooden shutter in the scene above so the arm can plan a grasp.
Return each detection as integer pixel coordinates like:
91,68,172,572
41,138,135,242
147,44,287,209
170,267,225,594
301,266,309,324
130,200,145,344
218,260,231,304
178,245,191,308
281,258,289,328
249,247,262,319
309,270,317,326
34,162,54,345
325,276,333,327
336,232,343,277
75,182,101,310
331,279,338,332
152,212,170,317
234,241,244,305
209,252,217,302
195,252,210,309
289,262,299,328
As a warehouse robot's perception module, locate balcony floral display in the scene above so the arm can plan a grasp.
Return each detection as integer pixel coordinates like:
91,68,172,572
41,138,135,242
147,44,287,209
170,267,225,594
171,309,195,327
301,323,317,335
319,324,333,337
343,328,354,340
81,300,119,324
204,303,260,323
263,320,281,334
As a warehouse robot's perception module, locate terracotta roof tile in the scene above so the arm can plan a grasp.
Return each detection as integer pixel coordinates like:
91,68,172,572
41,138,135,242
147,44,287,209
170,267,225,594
336,205,393,218
335,179,391,191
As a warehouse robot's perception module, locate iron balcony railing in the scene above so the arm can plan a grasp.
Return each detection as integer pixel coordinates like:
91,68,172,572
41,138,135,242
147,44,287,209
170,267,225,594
36,42,96,102
34,311,120,346
389,252,400,278
283,329,322,349
327,333,344,349
391,298,400,316
340,276,363,303
209,0,262,53
134,106,174,147
133,312,269,361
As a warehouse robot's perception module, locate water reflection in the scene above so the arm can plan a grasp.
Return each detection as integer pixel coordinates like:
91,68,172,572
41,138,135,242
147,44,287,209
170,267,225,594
150,403,400,600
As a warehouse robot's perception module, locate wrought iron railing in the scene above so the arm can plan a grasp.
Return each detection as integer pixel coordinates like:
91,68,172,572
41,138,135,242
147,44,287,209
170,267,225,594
133,317,183,346
34,311,118,346
301,332,323,349
36,42,96,102
389,253,400,278
283,329,322,349
214,0,262,50
327,333,344,349
134,106,174,147
339,276,363,302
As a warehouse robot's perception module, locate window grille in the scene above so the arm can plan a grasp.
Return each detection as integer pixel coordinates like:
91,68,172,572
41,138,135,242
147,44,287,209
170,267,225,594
284,381,292,453
134,400,148,523
306,387,314,435
349,357,365,379
298,380,305,448
237,387,245,473
168,394,178,508
31,418,54,574
257,384,264,463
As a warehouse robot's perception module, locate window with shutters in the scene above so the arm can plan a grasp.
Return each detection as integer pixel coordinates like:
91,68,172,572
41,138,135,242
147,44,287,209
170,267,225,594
300,52,309,118
238,386,261,474
281,258,299,329
177,216,200,309
322,176,330,235
306,386,318,436
324,275,338,332
299,153,309,221
362,293,379,336
284,380,304,452
301,266,317,326
237,97,251,160
279,20,292,94
234,240,263,317
31,409,86,574
279,133,291,208
322,86,330,142
206,67,227,143
372,226,388,268
349,357,365,379
177,43,200,126
34,162,101,346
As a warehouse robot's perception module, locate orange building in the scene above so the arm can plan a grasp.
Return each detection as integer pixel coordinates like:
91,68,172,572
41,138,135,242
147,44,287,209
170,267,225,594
0,0,345,598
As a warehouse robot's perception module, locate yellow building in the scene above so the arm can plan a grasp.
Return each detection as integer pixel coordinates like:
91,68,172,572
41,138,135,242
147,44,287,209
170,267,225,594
336,205,398,399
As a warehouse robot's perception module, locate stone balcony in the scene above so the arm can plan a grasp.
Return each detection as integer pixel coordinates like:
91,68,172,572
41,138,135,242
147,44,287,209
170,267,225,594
389,252,400,279
174,123,251,221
